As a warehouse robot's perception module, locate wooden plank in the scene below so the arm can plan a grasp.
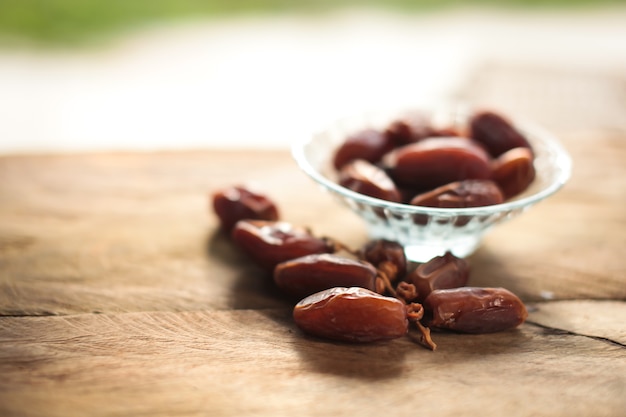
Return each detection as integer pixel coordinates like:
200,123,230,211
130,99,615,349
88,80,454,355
527,300,626,345
1,132,625,317
1,305,624,417
0,131,625,417
0,152,366,315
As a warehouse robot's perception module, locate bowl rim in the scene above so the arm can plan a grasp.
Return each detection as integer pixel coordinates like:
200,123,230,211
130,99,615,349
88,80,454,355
291,109,572,216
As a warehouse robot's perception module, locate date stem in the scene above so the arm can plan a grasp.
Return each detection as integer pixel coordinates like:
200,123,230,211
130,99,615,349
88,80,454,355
377,270,398,298
412,320,437,351
406,303,437,351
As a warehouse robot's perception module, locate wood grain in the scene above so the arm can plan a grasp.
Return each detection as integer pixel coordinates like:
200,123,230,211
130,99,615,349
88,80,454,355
0,151,366,315
1,305,624,417
1,130,625,417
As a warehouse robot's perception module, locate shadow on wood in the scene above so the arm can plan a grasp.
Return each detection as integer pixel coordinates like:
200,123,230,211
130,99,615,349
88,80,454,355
205,228,290,310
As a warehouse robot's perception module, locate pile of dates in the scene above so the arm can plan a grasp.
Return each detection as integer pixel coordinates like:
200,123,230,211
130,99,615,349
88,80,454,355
213,184,528,350
334,110,536,206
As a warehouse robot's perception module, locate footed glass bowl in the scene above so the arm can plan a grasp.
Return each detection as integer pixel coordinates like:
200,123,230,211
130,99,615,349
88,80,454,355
291,105,572,262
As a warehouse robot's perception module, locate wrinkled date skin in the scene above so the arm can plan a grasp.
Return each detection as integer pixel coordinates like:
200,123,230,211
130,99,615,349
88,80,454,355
405,252,470,302
359,239,407,280
338,159,402,203
424,287,528,333
274,254,377,299
409,179,504,208
383,137,492,190
491,147,536,199
469,111,533,158
333,128,396,170
212,186,279,232
293,287,409,342
231,220,334,271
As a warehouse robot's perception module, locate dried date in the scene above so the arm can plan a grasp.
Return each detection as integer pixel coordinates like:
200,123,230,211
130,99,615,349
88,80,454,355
338,159,402,203
231,220,334,271
491,147,536,199
469,110,532,158
358,239,407,282
384,114,436,146
409,179,504,208
212,185,279,232
274,254,377,299
333,128,396,170
383,137,492,190
424,287,528,333
405,251,470,302
384,114,462,146
293,287,409,342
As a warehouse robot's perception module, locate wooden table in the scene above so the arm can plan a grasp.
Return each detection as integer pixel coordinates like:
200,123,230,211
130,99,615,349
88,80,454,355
1,132,625,417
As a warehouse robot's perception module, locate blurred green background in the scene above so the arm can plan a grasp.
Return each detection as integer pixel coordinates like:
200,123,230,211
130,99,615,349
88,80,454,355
1,0,625,45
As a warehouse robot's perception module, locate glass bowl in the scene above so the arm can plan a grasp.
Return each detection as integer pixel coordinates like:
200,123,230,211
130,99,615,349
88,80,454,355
291,104,572,262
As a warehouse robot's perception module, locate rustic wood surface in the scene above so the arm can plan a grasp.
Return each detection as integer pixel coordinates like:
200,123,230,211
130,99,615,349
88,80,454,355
1,131,625,417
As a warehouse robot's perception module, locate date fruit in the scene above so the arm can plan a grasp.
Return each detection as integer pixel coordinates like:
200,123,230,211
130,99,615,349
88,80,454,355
405,251,469,302
491,147,536,199
338,159,402,203
358,239,407,281
384,114,435,146
424,287,528,333
469,111,532,158
274,254,377,299
212,185,279,232
293,287,409,342
383,137,492,190
231,220,334,270
333,128,395,170
409,179,504,208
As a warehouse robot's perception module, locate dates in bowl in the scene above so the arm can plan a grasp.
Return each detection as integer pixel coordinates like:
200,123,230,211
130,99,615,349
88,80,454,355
291,104,572,262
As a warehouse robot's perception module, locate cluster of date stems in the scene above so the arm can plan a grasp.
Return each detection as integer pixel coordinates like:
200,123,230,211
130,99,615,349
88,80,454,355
213,109,533,350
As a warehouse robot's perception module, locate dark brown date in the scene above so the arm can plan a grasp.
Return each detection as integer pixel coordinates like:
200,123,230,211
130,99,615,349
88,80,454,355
409,179,504,208
383,112,465,147
491,147,536,199
358,239,407,281
231,220,334,270
338,159,402,203
333,128,395,170
469,111,532,158
383,137,492,190
405,251,469,302
424,287,528,333
293,287,409,342
384,113,435,146
212,185,279,232
274,254,377,299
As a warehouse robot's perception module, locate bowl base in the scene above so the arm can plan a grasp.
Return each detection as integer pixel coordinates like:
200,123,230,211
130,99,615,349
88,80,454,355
368,225,482,262
403,240,480,263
